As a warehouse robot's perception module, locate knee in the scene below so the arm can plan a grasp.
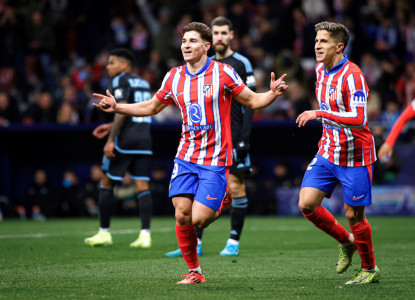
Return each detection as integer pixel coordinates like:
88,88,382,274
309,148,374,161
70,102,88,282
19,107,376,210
345,207,364,224
229,181,244,198
193,218,209,229
298,189,318,215
298,201,314,215
174,204,192,226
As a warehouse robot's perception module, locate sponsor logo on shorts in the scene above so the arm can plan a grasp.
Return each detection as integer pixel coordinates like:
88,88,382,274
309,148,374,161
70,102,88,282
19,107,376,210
206,195,217,200
353,194,365,201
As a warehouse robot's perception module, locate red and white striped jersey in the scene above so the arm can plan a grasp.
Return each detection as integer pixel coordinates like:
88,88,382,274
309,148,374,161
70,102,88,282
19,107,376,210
314,56,377,167
155,57,245,166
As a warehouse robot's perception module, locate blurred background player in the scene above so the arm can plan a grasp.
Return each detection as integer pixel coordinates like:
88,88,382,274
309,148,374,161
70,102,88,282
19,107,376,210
93,22,287,284
378,98,415,161
84,48,153,248
165,16,256,258
296,21,380,285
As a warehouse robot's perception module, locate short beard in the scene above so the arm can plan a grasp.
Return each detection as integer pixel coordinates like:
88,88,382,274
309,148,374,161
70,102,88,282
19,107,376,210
214,43,229,56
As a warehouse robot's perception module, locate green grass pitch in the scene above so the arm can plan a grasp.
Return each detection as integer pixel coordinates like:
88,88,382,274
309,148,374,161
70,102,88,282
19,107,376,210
1,216,414,299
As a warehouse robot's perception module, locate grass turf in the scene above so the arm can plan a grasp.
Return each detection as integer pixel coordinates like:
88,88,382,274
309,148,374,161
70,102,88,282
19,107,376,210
0,216,414,299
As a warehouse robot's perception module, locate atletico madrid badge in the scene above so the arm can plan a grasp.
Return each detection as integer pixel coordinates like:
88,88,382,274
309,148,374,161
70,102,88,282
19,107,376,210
329,87,337,101
203,85,213,97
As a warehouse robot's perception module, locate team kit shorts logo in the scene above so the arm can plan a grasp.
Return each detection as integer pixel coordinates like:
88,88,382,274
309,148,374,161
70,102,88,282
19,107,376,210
351,90,366,107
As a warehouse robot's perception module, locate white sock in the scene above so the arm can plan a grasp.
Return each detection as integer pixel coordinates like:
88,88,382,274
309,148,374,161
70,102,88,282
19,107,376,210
227,238,239,245
99,228,110,233
348,233,354,244
140,229,150,235
190,266,202,274
197,238,202,245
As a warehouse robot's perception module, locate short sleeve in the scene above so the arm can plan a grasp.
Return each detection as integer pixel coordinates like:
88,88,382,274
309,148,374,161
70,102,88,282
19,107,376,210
155,71,175,104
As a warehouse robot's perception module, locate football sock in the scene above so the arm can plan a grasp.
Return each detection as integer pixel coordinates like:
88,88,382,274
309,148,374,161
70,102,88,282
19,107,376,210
303,205,350,244
140,229,150,235
227,238,239,245
99,227,110,233
189,266,202,274
137,190,152,230
349,218,376,270
195,225,204,241
230,196,248,241
176,223,199,270
98,187,115,229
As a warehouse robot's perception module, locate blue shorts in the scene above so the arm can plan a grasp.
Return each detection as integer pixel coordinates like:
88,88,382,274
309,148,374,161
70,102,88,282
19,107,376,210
301,155,373,207
169,158,229,211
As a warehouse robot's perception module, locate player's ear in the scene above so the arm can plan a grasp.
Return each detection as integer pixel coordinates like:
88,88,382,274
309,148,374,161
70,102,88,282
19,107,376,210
230,30,234,39
337,43,344,53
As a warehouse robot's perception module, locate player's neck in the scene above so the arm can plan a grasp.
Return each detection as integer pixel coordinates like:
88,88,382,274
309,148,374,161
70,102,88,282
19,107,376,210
215,49,234,60
324,54,343,72
186,55,208,75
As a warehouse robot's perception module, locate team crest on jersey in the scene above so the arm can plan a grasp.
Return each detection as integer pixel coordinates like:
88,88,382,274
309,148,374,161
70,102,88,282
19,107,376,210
203,85,213,97
351,90,366,107
188,102,202,124
329,87,337,101
114,88,123,99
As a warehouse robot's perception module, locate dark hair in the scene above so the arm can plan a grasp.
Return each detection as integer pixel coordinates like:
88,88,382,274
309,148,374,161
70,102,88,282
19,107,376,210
211,16,233,30
315,21,349,50
182,22,212,44
109,48,135,65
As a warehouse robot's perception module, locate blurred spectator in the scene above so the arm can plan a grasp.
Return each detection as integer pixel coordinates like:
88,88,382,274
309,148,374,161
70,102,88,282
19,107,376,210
110,16,129,47
0,92,21,126
130,21,150,67
23,91,58,124
285,79,311,119
380,100,401,132
56,169,85,217
56,101,79,125
24,10,55,91
273,161,295,188
360,52,382,88
83,164,102,217
18,168,55,220
371,125,402,185
136,0,176,66
395,61,415,108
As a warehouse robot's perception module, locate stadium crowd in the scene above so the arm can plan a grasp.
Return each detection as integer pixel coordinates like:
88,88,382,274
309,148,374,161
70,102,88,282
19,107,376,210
0,0,414,128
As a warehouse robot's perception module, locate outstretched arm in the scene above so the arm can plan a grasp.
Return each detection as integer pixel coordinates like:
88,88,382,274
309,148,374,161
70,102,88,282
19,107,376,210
233,73,288,110
378,101,415,161
93,89,169,116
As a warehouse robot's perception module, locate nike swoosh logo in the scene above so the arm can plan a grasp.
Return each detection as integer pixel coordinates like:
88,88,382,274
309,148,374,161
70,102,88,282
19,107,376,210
176,92,184,97
184,251,193,255
206,195,217,200
353,195,365,201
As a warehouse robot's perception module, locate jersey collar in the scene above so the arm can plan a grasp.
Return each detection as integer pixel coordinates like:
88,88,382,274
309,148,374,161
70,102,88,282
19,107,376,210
325,55,348,75
186,57,211,77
